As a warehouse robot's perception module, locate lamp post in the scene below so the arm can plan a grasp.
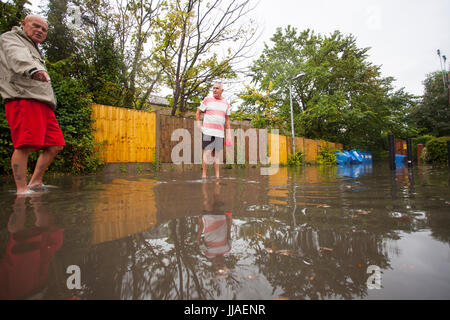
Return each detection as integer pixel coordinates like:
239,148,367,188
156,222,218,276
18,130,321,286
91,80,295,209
289,72,305,155
438,50,450,107
438,49,446,90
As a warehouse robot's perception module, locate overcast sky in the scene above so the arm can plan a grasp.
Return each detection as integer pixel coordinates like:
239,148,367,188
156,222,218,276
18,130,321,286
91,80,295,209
252,0,450,97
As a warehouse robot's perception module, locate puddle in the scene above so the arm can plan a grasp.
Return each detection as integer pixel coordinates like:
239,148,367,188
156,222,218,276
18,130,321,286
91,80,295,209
0,163,449,299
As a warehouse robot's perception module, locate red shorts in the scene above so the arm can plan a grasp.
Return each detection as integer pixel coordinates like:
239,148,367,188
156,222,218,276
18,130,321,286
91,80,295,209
5,99,65,151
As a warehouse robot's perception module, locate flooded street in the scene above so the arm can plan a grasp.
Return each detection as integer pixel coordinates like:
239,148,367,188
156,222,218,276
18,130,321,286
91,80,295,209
0,163,449,300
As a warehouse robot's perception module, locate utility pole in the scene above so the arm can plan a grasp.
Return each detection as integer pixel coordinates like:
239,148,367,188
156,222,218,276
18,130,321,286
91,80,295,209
437,50,446,90
437,50,450,107
289,72,305,155
445,56,450,107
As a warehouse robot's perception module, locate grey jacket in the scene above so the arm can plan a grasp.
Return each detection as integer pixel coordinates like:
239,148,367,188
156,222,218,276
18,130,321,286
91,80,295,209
0,26,57,110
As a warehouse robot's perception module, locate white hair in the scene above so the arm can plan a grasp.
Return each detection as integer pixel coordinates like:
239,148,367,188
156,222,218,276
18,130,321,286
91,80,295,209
23,15,48,25
213,82,224,90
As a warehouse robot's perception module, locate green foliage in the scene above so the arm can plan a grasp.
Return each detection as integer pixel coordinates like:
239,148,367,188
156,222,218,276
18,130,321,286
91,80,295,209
316,144,337,165
41,0,77,63
0,0,30,34
0,105,14,174
407,71,450,137
47,63,104,174
238,83,287,131
241,26,417,153
152,149,161,172
287,151,304,167
154,0,253,115
422,136,450,164
412,135,434,161
81,26,128,107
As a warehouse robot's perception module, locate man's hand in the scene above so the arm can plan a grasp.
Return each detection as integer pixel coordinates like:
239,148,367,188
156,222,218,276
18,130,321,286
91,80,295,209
195,109,203,131
32,71,50,82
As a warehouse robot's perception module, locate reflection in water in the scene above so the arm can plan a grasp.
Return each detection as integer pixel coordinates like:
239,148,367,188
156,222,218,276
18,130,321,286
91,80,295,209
337,163,373,178
92,178,157,244
0,194,63,300
197,181,232,271
0,163,449,299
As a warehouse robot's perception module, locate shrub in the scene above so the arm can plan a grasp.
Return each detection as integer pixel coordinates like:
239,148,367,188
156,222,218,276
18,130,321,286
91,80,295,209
412,135,434,161
48,71,104,174
316,144,337,165
422,136,450,164
0,108,13,174
287,151,304,166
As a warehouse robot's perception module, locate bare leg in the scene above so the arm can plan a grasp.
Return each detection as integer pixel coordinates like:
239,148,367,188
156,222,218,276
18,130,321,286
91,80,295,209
11,146,34,193
202,149,213,179
30,196,50,227
214,156,220,179
8,195,27,233
28,145,63,188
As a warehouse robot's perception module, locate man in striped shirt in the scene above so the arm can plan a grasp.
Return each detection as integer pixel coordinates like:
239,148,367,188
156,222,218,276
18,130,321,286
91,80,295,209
196,82,231,179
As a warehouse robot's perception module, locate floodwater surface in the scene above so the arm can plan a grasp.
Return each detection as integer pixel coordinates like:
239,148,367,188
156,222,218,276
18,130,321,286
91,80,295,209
0,163,449,300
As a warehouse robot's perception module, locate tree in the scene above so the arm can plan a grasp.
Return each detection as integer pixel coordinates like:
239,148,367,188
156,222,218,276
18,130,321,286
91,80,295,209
111,0,164,109
236,82,284,130
154,0,258,115
0,0,30,34
41,0,164,109
41,0,77,63
408,71,450,137
242,26,416,152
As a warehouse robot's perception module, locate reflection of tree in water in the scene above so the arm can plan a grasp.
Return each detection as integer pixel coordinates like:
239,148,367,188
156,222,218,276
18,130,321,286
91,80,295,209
249,224,390,299
238,200,418,300
412,167,450,244
71,216,240,300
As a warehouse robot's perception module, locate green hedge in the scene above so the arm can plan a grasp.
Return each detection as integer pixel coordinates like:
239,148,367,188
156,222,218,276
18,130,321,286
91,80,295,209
421,136,450,165
412,135,434,162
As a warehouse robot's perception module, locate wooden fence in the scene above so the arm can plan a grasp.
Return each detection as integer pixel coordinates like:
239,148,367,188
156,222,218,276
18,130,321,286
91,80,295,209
92,104,157,163
91,104,343,165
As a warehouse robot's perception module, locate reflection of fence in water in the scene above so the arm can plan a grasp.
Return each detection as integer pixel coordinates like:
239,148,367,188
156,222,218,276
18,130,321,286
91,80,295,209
91,178,157,244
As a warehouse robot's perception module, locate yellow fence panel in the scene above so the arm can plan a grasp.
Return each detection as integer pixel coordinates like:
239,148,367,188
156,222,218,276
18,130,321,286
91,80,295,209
304,138,317,163
317,140,327,151
268,133,288,165
92,104,156,163
295,137,305,154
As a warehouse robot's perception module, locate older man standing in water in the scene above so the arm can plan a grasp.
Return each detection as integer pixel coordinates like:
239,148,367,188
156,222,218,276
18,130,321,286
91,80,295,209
0,15,65,194
196,82,232,179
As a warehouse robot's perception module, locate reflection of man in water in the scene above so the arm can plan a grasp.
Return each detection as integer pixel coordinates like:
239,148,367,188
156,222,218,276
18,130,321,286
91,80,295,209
196,181,232,270
0,194,64,299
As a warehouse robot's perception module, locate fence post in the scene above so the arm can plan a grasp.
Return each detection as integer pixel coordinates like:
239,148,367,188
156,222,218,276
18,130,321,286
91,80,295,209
406,138,413,167
389,133,396,170
155,110,161,167
417,144,424,163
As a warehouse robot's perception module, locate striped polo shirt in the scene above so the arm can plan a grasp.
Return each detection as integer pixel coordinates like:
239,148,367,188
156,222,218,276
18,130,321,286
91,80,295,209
198,97,231,138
